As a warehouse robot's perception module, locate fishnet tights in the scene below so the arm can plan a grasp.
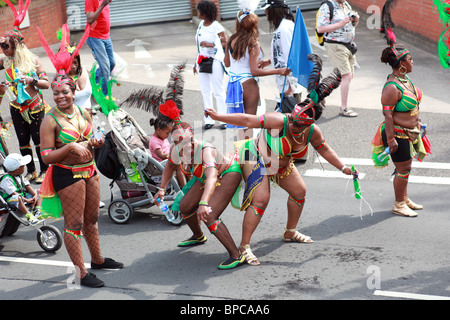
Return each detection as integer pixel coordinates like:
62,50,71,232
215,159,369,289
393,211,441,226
58,176,103,278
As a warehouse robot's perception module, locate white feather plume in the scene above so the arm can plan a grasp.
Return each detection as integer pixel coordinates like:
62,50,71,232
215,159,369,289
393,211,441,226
237,0,261,13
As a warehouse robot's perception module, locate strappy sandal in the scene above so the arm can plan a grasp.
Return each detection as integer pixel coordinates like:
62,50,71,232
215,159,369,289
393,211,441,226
239,244,260,266
340,108,358,117
282,228,314,243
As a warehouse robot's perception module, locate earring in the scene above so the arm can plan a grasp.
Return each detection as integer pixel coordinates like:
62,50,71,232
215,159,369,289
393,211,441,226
399,65,407,75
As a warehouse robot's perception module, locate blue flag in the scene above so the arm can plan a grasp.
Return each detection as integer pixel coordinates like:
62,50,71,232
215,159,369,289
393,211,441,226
287,8,314,89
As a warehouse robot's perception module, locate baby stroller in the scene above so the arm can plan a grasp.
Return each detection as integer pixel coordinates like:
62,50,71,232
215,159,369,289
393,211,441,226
0,156,63,252
101,108,183,225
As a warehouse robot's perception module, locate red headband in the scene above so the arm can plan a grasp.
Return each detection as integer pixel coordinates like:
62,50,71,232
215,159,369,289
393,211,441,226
292,103,315,125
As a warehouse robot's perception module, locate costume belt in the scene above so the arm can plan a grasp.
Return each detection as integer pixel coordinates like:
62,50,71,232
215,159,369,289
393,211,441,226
55,160,97,179
10,94,45,114
393,125,420,143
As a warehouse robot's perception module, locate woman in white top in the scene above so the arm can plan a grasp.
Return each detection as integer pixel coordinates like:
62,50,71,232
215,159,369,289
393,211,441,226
225,9,290,139
261,1,299,97
194,0,228,130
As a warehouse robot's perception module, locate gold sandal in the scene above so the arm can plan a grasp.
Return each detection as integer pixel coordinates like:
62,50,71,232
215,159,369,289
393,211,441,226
282,228,313,243
239,244,260,266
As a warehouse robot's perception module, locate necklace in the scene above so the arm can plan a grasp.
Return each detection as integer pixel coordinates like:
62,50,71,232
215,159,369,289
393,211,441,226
390,73,408,84
389,74,417,97
289,125,308,145
55,105,76,120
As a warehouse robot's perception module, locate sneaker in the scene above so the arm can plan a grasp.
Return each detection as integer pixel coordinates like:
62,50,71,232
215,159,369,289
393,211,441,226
35,172,45,184
32,207,44,220
25,212,41,226
80,272,104,288
178,234,207,247
91,257,124,270
99,201,105,208
25,171,38,182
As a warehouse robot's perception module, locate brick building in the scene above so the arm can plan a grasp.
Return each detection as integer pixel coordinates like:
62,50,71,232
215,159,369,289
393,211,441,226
0,0,67,49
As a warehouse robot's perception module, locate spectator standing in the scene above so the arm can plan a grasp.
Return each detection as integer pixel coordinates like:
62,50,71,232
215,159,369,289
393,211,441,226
316,0,359,117
85,0,115,97
194,0,228,130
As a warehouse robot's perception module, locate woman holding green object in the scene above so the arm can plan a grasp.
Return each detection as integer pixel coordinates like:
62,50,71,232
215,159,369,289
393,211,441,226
206,55,358,266
153,100,244,270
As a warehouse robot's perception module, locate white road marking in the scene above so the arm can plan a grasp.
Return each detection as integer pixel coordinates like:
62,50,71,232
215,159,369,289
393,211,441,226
304,169,366,179
315,157,450,170
0,256,90,269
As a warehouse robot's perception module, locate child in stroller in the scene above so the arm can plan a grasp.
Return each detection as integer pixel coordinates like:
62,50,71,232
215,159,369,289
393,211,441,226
0,153,42,226
149,117,186,188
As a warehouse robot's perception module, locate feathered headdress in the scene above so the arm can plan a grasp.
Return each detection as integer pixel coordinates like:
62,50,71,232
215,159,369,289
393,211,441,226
36,24,90,89
237,0,260,22
380,0,410,64
120,62,186,118
3,0,31,42
120,62,191,140
291,54,341,125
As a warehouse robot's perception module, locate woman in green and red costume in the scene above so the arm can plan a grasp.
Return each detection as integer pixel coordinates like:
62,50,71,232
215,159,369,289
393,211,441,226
372,0,431,217
206,54,358,266
0,0,49,183
38,24,123,288
153,100,245,270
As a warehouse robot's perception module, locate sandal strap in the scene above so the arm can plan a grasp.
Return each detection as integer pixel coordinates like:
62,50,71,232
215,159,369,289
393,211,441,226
283,228,313,243
239,244,260,265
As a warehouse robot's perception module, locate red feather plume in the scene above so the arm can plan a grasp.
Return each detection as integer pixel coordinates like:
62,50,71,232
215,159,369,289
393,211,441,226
159,100,180,120
3,0,31,29
36,24,90,75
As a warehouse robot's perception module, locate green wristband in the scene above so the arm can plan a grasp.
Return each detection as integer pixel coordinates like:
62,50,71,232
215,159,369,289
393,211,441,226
198,201,208,206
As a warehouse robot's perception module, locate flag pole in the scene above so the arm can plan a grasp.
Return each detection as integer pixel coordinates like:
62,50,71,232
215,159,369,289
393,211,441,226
278,76,287,112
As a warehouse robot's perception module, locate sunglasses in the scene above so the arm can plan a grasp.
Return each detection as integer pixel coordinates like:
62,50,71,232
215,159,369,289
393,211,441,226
0,43,10,50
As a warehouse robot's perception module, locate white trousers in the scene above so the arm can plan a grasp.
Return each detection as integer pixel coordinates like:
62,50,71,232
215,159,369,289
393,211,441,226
198,59,227,125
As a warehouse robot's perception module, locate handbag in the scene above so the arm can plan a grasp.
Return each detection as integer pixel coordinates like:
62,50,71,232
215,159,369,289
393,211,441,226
199,57,214,73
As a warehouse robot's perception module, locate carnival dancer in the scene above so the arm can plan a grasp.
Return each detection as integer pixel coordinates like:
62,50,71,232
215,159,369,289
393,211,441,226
0,0,49,183
38,24,123,287
225,0,290,139
152,99,245,270
206,54,357,266
371,0,431,217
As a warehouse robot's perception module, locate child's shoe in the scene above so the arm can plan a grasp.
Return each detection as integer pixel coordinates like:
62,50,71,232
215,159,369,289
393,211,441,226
33,207,44,220
26,212,41,226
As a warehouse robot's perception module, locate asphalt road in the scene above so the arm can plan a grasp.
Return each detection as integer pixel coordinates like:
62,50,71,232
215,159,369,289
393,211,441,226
0,9,449,303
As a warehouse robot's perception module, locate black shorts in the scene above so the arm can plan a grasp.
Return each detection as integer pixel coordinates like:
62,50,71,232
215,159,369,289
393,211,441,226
52,165,97,192
381,129,411,163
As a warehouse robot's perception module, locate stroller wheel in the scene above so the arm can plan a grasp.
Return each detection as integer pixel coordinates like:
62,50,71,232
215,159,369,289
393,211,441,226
108,200,134,224
37,225,63,252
